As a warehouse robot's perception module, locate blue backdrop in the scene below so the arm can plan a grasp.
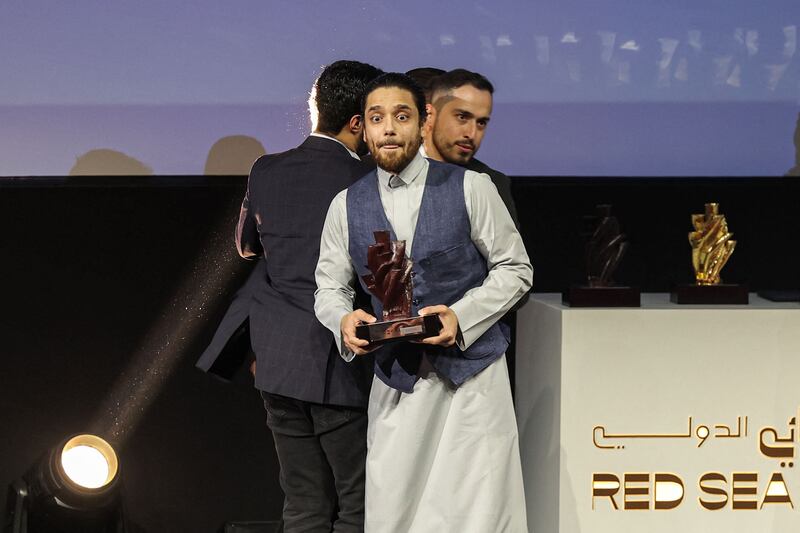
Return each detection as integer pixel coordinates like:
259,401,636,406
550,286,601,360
1,0,797,176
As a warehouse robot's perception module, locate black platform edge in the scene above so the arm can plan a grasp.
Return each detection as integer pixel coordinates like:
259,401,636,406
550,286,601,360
0,175,248,188
563,286,641,307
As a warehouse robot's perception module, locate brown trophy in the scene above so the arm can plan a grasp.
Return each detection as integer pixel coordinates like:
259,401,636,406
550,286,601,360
563,205,640,307
355,231,442,345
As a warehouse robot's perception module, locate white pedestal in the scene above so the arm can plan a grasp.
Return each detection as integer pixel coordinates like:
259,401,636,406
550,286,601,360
516,294,800,533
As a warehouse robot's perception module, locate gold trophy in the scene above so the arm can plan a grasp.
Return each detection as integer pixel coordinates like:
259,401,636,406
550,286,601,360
690,203,736,285
671,203,748,304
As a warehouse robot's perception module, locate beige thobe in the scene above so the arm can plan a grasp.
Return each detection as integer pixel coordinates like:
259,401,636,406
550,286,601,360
315,153,532,532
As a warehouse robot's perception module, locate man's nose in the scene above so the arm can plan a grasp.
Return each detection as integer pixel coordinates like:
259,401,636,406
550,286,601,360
462,121,476,139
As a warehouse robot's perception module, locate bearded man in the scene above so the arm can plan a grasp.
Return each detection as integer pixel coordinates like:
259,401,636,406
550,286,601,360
315,73,532,533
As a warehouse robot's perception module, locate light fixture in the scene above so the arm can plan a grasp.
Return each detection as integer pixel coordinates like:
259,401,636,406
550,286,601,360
4,433,125,533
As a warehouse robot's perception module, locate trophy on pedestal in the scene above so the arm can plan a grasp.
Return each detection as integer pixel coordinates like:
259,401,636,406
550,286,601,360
563,205,640,307
355,231,442,345
671,203,748,304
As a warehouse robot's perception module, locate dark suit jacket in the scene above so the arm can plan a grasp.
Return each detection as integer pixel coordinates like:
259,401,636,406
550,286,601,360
465,157,529,312
195,259,262,383
465,157,520,230
197,136,375,408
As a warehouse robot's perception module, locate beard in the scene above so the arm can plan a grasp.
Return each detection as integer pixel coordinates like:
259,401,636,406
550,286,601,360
355,137,370,157
431,129,475,165
370,134,423,174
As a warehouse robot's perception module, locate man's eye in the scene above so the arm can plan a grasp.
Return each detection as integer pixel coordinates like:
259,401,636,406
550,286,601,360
370,115,382,123
397,114,408,121
477,120,488,128
457,114,467,121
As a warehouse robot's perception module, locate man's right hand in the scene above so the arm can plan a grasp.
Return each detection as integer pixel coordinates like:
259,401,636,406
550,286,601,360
341,309,378,356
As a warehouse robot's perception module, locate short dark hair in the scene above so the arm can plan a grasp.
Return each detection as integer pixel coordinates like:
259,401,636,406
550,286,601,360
362,72,427,124
314,60,383,135
430,69,494,105
405,67,445,104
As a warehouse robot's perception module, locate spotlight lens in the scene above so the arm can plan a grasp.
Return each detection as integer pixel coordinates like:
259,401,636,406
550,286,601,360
62,445,109,488
60,435,118,489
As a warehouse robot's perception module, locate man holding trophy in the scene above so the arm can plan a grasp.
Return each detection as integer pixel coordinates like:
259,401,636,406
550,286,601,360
314,73,532,532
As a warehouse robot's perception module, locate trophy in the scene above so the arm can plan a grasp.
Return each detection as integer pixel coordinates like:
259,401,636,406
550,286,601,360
671,203,748,304
355,231,442,345
563,205,640,307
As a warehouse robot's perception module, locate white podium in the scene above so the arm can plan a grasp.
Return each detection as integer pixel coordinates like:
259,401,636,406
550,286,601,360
515,294,800,533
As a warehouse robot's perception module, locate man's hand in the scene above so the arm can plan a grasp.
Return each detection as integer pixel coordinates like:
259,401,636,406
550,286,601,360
341,309,379,356
418,305,459,347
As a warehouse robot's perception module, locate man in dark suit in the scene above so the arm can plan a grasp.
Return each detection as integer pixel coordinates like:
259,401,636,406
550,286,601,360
198,60,382,532
406,68,520,230
406,68,527,390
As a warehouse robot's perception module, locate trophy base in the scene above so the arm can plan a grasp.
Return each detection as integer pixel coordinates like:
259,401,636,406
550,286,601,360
355,314,443,346
563,286,641,307
757,290,800,302
670,284,749,305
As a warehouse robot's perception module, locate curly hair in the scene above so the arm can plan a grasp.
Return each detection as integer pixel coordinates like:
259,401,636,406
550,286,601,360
314,60,383,135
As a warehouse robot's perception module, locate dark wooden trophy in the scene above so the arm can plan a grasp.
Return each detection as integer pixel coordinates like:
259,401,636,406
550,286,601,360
355,231,442,345
563,205,640,307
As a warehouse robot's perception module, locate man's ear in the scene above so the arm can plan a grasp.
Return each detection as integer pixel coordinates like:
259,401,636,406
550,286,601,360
423,103,435,136
349,115,363,135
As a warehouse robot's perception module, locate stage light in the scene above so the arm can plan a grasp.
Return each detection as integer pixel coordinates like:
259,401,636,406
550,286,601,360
4,434,125,533
60,435,118,490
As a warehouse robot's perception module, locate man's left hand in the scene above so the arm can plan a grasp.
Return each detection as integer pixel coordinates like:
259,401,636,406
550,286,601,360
418,305,459,347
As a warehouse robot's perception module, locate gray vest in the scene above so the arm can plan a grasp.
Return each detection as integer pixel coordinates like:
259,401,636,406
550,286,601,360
346,160,509,392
